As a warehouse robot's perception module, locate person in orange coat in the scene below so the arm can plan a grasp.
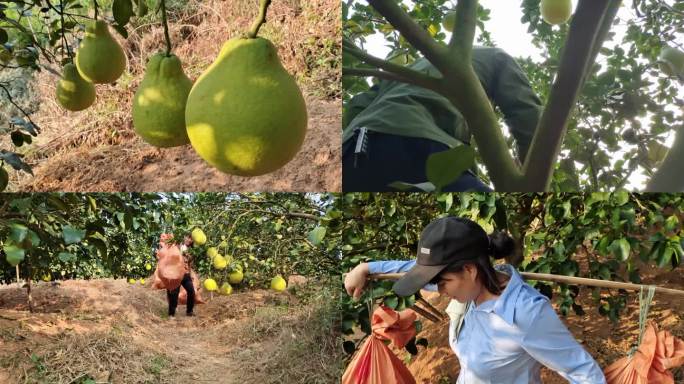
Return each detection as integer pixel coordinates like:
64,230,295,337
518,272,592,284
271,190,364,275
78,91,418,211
165,235,196,318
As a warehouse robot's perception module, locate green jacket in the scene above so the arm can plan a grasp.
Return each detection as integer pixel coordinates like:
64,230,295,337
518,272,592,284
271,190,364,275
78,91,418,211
343,46,541,162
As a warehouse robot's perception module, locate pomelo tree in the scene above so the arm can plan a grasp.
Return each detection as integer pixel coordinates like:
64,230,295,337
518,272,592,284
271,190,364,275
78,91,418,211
343,0,684,191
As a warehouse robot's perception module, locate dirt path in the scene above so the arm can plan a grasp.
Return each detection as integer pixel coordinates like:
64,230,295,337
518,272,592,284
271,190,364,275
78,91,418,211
0,278,339,384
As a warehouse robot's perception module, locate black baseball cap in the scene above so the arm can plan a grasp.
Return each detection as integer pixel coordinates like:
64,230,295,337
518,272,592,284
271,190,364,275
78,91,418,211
392,216,489,297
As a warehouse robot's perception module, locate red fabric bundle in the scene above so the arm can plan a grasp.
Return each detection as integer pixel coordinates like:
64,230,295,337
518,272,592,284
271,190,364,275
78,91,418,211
342,306,418,384
605,321,684,384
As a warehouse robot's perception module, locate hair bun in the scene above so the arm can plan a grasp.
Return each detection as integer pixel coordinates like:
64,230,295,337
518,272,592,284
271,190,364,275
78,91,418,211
488,231,515,260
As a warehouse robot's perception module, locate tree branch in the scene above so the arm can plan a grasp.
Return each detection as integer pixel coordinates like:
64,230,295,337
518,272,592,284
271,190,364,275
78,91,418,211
367,0,449,72
522,0,616,191
343,38,442,91
0,83,41,134
447,0,477,60
343,67,444,93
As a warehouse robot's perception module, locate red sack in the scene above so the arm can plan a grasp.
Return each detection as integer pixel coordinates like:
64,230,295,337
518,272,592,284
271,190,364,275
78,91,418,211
605,321,684,384
342,306,417,384
151,234,184,291
178,270,206,305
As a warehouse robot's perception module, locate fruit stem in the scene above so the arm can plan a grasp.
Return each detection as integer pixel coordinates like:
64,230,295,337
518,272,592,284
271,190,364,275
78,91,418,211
160,0,172,55
246,0,272,38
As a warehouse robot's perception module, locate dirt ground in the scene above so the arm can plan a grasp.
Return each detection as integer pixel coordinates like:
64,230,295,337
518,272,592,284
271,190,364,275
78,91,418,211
0,278,341,384
6,0,341,192
389,265,684,383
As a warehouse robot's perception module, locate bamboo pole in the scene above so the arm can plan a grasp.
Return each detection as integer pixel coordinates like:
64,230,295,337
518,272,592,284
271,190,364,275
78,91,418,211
369,272,684,297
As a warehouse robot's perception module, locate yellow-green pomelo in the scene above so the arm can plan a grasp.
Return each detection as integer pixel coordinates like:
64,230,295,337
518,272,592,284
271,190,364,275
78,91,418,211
128,278,136,284
219,282,233,295
185,37,307,176
75,20,127,84
0,46,12,64
203,278,218,291
442,11,457,33
228,269,243,284
270,275,286,292
133,53,192,147
56,63,96,111
191,228,207,245
658,47,684,78
206,247,219,259
540,0,572,25
212,254,227,270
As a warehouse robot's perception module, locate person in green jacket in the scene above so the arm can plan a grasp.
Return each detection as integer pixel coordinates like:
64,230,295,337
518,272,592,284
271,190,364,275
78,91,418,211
343,46,542,191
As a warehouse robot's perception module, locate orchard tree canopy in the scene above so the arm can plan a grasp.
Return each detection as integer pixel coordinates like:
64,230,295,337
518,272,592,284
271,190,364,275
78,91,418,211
343,0,684,192
0,193,341,288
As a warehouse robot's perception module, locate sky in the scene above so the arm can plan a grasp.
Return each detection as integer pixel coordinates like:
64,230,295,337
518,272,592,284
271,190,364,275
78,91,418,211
354,0,683,190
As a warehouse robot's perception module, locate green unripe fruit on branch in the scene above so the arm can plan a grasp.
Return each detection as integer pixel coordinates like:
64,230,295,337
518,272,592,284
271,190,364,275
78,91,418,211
185,37,307,176
56,63,96,111
442,11,457,33
191,228,207,245
203,278,218,291
133,53,192,147
540,0,572,25
658,47,684,79
75,20,127,84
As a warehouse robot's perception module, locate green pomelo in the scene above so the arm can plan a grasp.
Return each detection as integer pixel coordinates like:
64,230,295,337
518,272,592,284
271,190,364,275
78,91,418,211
132,53,192,147
540,0,572,25
75,20,127,84
185,37,307,176
56,63,96,111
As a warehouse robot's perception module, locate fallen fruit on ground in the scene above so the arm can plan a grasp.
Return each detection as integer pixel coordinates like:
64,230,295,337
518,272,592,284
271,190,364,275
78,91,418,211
540,0,572,25
128,278,136,284
132,53,192,147
191,228,207,245
185,37,307,176
203,278,218,291
56,63,96,111
75,20,127,83
270,275,286,292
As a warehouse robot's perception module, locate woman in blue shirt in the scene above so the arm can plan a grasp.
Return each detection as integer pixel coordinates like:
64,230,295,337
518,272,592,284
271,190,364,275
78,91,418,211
344,216,606,384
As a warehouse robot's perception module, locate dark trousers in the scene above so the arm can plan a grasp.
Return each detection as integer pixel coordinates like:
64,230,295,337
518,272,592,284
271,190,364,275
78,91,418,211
343,131,492,192
167,273,195,316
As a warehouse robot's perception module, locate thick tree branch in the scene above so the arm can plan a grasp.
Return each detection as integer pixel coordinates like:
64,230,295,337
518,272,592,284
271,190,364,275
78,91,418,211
343,67,444,93
343,38,442,89
367,0,449,72
447,0,477,60
522,0,615,191
0,84,41,134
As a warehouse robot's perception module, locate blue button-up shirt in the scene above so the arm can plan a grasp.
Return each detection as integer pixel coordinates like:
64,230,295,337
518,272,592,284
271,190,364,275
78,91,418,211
368,260,606,384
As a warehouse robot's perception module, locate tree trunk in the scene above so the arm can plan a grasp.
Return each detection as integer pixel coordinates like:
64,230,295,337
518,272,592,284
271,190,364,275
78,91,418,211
26,275,33,313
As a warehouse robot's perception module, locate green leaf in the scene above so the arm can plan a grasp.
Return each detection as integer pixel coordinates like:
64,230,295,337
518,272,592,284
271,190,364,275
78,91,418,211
425,145,476,189
613,191,630,206
657,246,673,268
387,181,436,192
112,0,133,26
8,223,29,244
62,225,86,245
58,252,76,263
3,244,25,266
307,226,326,246
610,238,631,261
384,296,398,309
